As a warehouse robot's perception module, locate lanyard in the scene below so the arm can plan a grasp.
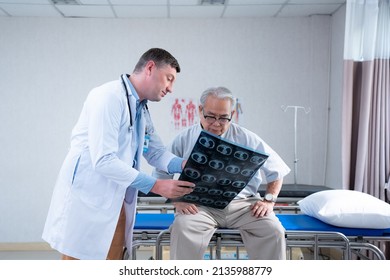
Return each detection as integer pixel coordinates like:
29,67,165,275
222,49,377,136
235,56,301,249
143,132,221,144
121,75,133,130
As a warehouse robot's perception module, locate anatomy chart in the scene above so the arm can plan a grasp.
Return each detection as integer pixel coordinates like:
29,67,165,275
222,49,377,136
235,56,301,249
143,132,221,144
173,130,269,209
171,98,198,130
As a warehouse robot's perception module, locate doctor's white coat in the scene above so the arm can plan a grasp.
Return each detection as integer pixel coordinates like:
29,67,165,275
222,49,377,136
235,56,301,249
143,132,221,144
42,76,176,259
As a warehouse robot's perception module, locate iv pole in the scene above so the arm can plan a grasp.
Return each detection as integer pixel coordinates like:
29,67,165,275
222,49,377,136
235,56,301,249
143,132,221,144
281,105,311,185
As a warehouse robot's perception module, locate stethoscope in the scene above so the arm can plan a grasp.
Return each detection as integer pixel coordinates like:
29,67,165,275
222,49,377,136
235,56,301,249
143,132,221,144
121,74,133,130
121,74,152,157
121,74,151,133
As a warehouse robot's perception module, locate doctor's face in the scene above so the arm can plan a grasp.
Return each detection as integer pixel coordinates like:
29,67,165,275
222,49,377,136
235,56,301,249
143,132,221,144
146,62,177,102
199,95,235,136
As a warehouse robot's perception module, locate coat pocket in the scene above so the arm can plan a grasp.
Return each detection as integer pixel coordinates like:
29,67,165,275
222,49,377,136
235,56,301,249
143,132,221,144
72,151,115,209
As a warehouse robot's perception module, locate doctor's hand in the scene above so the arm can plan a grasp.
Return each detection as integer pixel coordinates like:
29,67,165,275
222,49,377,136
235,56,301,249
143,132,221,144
174,202,199,215
250,200,275,218
150,179,195,199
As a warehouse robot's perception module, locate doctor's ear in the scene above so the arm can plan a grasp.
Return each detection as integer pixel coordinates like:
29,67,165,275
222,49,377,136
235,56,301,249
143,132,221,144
145,60,156,76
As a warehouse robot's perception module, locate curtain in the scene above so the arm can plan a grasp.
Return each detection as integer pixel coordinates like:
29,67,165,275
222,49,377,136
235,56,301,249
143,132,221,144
342,0,390,196
342,0,390,259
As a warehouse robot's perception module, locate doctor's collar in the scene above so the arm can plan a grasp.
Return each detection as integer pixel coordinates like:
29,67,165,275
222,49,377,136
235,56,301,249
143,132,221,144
124,74,148,109
124,74,140,102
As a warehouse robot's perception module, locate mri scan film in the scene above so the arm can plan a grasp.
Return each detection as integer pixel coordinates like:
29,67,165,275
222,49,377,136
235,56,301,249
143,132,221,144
173,130,269,209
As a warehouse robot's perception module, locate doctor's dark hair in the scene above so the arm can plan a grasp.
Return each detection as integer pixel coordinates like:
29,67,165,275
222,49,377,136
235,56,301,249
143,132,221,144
133,48,181,73
200,87,236,110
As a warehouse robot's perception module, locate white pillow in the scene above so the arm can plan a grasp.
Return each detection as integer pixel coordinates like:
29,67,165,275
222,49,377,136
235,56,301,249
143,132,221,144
298,189,390,229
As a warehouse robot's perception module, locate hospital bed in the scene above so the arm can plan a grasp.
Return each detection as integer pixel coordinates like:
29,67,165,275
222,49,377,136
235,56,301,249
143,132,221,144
131,212,390,260
132,185,389,260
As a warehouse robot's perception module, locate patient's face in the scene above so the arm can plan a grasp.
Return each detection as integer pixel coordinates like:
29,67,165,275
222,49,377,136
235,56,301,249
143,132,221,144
199,95,234,136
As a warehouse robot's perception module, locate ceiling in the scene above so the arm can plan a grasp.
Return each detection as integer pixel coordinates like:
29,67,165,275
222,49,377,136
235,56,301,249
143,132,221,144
0,0,346,19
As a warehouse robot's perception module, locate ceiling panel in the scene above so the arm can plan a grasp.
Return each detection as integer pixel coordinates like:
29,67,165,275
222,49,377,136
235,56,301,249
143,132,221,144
0,4,60,17
3,0,49,3
0,0,346,18
56,5,115,17
0,8,7,16
114,5,167,18
110,0,167,5
170,5,224,18
170,0,199,5
228,0,285,4
224,5,281,18
289,0,345,3
79,0,110,4
278,4,342,17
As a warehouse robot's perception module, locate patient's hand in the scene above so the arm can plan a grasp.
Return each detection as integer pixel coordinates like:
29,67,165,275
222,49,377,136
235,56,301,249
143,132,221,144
250,200,274,218
174,202,199,215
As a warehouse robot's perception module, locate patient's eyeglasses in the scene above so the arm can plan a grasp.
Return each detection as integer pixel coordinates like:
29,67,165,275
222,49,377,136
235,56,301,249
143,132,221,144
202,110,232,124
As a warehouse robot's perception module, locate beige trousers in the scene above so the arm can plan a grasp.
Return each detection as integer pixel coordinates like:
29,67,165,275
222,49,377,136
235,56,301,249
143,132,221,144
170,196,286,260
62,205,126,260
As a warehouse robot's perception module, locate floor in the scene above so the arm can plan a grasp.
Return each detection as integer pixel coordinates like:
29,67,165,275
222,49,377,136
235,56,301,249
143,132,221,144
0,250,62,260
0,247,341,260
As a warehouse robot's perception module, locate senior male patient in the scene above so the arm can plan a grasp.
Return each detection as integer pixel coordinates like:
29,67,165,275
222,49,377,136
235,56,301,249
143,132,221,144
153,87,291,260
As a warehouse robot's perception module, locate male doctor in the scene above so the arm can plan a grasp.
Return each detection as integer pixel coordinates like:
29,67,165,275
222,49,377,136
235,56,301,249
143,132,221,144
42,48,194,260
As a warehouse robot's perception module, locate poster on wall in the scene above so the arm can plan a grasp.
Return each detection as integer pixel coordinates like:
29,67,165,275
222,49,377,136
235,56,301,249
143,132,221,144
170,98,199,130
171,130,269,209
169,96,243,131
234,98,243,124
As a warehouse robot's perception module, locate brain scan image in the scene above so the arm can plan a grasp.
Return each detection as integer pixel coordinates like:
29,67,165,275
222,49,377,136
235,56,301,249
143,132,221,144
191,152,208,164
250,155,267,165
200,198,214,205
209,159,224,170
183,195,199,202
225,165,240,174
241,169,254,177
199,136,215,149
176,130,268,209
232,181,247,188
184,168,201,179
201,174,216,183
234,150,249,161
214,201,228,208
223,191,238,198
208,189,223,195
217,178,231,185
216,144,233,155
194,186,208,193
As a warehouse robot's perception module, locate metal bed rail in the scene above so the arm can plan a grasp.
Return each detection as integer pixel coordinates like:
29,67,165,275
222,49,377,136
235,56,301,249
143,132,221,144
153,229,364,260
131,210,390,260
132,227,387,260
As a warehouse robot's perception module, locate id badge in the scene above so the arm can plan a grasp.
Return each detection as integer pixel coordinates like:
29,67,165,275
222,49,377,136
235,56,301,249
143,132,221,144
143,133,150,153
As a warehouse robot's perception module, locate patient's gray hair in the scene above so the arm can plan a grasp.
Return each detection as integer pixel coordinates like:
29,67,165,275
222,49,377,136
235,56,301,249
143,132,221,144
200,87,236,110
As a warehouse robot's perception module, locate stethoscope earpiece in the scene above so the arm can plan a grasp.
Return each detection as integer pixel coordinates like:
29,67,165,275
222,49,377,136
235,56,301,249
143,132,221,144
121,75,133,129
